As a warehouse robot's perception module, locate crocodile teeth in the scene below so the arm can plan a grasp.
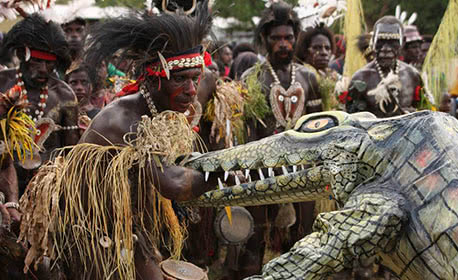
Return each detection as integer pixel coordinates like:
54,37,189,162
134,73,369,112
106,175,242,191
224,171,229,181
282,166,289,175
292,165,297,173
258,169,265,180
205,171,210,182
248,174,252,182
268,167,274,177
235,175,241,185
217,178,224,190
245,169,250,179
301,164,305,170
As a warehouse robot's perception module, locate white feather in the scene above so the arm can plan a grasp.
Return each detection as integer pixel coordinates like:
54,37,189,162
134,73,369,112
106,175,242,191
408,13,417,25
400,11,407,23
395,5,401,19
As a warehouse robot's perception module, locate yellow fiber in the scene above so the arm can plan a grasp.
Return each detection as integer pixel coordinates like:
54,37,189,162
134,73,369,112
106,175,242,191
422,0,458,104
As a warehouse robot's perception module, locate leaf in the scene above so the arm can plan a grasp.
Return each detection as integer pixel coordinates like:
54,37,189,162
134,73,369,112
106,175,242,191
350,80,367,92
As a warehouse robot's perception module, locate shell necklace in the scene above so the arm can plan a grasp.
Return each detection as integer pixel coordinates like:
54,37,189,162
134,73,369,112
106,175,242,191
266,61,305,129
15,70,49,122
374,59,400,79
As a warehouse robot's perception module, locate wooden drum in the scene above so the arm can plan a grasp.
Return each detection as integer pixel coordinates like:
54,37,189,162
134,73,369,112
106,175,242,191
159,259,208,280
214,206,254,245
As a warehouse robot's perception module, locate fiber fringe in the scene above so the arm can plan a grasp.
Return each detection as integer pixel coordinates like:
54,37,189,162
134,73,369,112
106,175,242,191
19,111,196,279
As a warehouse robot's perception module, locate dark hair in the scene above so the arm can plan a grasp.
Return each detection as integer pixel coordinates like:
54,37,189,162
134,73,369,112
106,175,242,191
84,0,212,76
65,64,94,86
231,42,256,60
295,26,336,63
1,13,71,73
356,33,372,53
62,17,86,27
229,51,259,80
254,0,301,53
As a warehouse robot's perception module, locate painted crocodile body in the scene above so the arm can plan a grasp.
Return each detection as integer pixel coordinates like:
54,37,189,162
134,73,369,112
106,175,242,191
183,110,458,279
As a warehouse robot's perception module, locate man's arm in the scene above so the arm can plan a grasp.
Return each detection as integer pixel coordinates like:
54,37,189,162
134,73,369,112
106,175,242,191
346,72,369,113
56,81,80,146
80,98,217,201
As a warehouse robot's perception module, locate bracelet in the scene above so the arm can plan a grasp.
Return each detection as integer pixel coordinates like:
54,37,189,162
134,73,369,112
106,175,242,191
4,202,20,211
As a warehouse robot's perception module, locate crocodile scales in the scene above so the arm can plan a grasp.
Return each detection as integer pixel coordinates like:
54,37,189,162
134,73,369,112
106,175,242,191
182,110,458,279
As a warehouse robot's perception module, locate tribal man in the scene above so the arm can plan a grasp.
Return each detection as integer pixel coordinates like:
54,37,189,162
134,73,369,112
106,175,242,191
346,16,428,118
18,3,218,280
0,13,79,193
238,1,321,278
62,16,87,62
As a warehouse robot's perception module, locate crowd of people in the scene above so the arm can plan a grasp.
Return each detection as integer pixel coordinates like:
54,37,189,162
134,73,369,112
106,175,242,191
0,0,455,279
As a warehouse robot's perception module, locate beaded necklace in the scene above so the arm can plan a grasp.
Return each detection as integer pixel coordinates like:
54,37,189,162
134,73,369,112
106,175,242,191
139,83,201,129
15,70,48,122
15,69,78,131
266,61,305,129
374,59,400,79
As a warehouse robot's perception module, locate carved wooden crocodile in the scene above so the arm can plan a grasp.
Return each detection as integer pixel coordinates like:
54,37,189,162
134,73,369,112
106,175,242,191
183,110,458,279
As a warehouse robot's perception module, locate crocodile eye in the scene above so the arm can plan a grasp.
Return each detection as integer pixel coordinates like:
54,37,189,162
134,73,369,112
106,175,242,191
299,117,337,133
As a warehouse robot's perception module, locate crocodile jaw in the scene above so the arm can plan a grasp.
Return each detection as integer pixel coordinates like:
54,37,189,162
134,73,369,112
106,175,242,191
181,165,332,207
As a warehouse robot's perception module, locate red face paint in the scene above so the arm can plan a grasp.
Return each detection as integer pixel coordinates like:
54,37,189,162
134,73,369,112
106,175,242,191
169,87,187,112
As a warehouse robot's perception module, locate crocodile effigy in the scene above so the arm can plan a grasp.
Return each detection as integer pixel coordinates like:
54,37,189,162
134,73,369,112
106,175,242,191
182,110,458,279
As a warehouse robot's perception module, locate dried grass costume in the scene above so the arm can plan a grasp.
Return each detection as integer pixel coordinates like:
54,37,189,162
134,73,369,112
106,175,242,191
19,3,213,279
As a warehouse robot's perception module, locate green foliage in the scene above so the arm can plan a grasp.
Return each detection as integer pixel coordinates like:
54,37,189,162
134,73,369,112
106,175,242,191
213,0,298,29
95,0,144,8
361,0,448,35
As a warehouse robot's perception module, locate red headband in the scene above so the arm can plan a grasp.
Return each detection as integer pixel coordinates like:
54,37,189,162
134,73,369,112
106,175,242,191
116,51,212,97
30,49,57,61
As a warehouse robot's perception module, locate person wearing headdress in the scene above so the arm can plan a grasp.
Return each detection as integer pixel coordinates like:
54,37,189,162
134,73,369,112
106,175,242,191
236,1,321,278
0,13,79,193
402,25,423,69
356,32,375,63
19,2,217,279
345,16,430,118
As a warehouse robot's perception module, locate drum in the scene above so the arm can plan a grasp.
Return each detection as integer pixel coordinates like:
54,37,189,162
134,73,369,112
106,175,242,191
214,206,254,245
159,259,207,280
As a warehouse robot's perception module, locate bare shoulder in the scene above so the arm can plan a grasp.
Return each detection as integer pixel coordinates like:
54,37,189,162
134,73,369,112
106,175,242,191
80,94,145,145
398,60,421,77
295,63,315,79
351,62,376,81
48,75,77,103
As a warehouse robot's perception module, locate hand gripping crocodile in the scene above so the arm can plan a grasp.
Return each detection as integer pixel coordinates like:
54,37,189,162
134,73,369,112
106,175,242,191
182,110,458,279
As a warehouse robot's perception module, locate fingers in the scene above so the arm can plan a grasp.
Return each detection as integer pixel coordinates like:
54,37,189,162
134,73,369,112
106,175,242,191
8,208,21,224
0,204,11,230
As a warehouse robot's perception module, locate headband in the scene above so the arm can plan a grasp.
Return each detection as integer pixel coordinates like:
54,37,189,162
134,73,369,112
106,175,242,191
30,49,57,61
116,47,212,97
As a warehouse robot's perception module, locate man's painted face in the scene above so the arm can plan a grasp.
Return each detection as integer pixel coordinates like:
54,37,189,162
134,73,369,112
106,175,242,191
68,70,92,103
152,68,201,113
374,23,402,69
63,22,86,52
266,25,295,65
375,39,400,69
22,57,56,89
403,41,422,65
305,34,332,71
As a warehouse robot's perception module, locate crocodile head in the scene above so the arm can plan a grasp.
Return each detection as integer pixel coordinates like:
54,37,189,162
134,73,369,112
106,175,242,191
183,110,456,207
